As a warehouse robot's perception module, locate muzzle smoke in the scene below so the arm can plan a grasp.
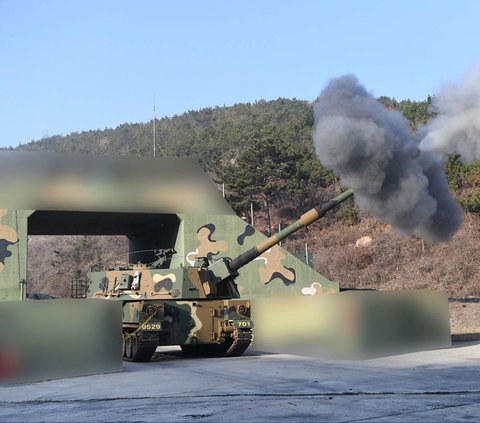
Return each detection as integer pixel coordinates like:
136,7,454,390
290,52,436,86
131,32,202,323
313,75,463,243
420,68,480,162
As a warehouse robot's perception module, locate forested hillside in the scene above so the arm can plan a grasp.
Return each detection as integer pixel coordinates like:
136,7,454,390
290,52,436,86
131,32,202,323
15,97,480,222
14,96,480,302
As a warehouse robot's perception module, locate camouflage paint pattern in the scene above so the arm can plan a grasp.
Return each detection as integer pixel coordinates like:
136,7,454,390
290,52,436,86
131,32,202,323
87,264,237,301
0,210,30,301
255,246,296,286
179,213,339,298
120,298,252,346
0,209,18,272
186,224,229,264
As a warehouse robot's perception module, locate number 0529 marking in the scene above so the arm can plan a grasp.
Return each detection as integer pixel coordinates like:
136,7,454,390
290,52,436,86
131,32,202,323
143,323,161,330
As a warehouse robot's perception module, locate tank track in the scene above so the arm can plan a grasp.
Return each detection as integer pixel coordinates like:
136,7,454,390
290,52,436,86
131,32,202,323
180,327,253,357
123,326,253,361
123,330,158,362
224,328,253,356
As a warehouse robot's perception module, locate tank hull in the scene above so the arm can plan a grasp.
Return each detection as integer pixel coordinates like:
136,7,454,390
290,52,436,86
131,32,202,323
121,298,253,362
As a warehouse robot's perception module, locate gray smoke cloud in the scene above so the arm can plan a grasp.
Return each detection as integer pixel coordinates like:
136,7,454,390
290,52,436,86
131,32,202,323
313,75,463,243
420,68,480,162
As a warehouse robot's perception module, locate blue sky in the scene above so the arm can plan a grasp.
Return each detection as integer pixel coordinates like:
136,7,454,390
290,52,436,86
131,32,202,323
1,0,479,148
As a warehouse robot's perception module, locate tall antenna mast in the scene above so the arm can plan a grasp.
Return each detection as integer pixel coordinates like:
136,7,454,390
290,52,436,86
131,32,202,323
153,93,156,158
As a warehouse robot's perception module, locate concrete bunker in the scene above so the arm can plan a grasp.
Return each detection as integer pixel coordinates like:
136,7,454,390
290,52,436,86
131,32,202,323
27,211,181,297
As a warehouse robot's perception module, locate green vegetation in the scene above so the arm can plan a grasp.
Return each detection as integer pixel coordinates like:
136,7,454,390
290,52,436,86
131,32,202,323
339,198,359,225
14,96,480,220
378,96,434,132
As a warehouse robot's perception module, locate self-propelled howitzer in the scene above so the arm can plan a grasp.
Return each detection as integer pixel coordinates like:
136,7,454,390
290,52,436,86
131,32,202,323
86,189,353,362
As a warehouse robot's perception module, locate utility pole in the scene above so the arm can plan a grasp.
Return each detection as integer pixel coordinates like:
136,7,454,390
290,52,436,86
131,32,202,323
153,93,156,158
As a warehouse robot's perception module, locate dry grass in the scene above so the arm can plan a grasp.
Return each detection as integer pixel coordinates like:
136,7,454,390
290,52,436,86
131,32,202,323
28,235,128,297
449,302,480,336
275,212,480,298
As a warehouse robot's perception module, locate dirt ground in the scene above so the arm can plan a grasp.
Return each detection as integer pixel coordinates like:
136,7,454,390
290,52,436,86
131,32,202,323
449,301,480,340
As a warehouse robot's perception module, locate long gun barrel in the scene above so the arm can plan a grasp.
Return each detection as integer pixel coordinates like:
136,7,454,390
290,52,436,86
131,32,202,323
228,189,354,271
